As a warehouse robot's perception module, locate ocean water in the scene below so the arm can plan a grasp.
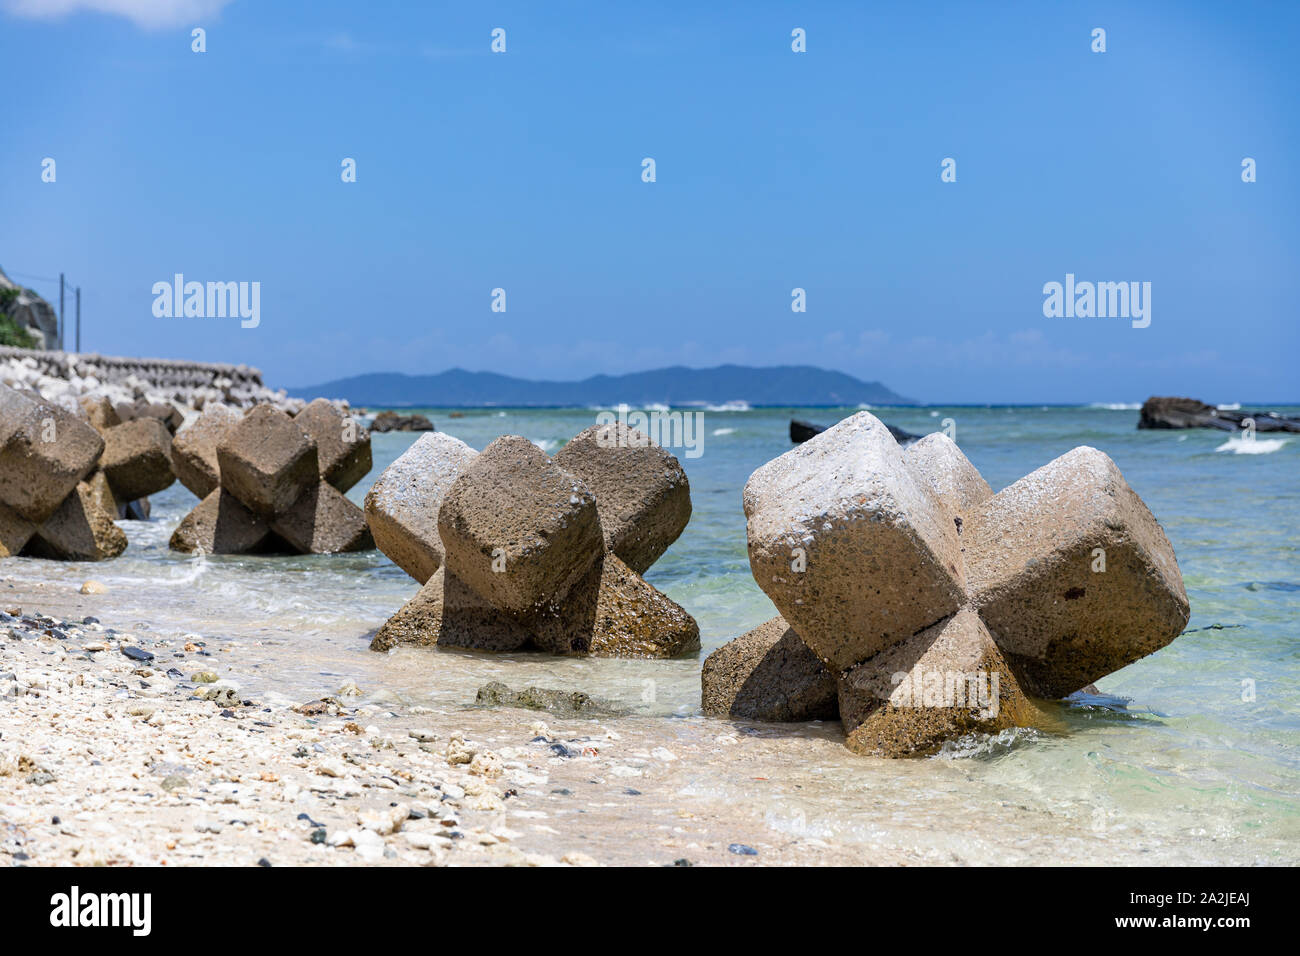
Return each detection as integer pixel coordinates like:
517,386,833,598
6,404,1297,864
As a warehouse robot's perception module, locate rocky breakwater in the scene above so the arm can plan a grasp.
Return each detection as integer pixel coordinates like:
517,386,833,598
701,411,1190,757
0,345,302,417
368,423,698,657
170,399,373,555
0,384,124,560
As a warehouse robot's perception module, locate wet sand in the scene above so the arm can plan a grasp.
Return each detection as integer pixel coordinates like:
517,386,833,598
1,593,899,867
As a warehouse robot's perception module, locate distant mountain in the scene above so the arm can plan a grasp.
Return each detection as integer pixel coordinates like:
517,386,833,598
288,365,914,407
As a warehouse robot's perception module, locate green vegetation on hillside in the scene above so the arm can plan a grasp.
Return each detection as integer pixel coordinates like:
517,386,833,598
0,287,40,348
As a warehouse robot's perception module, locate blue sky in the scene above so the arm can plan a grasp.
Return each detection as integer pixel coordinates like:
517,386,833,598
3,0,1296,403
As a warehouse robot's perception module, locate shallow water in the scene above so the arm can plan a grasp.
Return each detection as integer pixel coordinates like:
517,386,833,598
5,404,1297,864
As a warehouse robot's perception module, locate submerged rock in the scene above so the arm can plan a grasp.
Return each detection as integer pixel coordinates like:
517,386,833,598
474,681,629,718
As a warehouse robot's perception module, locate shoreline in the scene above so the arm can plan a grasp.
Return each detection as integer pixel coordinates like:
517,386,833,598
0,599,892,867
1,409,1295,869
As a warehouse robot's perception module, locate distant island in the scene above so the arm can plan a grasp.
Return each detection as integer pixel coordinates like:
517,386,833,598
290,365,915,408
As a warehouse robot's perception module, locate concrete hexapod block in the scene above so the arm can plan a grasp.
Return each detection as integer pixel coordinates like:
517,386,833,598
743,411,966,672
216,405,319,519
438,436,604,615
364,431,478,584
552,422,691,574
963,446,1190,699
0,386,104,525
369,427,698,659
100,417,176,503
172,402,241,498
170,402,373,556
0,384,123,562
293,398,372,493
702,410,1189,758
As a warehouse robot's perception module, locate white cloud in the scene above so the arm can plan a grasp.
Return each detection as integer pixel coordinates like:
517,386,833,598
2,0,233,29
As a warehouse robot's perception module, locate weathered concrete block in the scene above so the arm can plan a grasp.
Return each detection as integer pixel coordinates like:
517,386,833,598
552,422,691,574
964,446,1190,698
527,551,700,657
269,482,374,555
170,489,270,555
84,470,118,518
28,481,128,562
78,395,121,434
216,405,319,519
134,400,184,434
100,418,175,502
370,567,534,653
744,411,965,671
364,432,477,583
0,502,36,557
172,402,240,498
438,436,603,613
701,616,838,722
904,432,992,522
839,609,1040,758
0,386,104,524
293,398,372,493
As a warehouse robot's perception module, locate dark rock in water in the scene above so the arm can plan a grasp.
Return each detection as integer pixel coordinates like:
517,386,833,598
121,645,154,662
790,419,823,443
1138,396,1300,433
118,497,151,521
791,418,920,445
369,410,435,433
474,680,629,718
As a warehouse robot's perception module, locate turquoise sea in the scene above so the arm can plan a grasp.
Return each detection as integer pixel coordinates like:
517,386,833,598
7,403,1297,863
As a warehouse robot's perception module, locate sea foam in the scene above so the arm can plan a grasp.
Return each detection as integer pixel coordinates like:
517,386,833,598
1215,436,1288,454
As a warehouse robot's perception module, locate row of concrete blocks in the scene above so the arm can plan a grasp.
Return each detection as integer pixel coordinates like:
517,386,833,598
361,412,1189,758
0,386,182,559
0,385,1191,756
0,383,369,559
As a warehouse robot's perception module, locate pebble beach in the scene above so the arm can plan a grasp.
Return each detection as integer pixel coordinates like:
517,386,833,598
1,605,899,867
